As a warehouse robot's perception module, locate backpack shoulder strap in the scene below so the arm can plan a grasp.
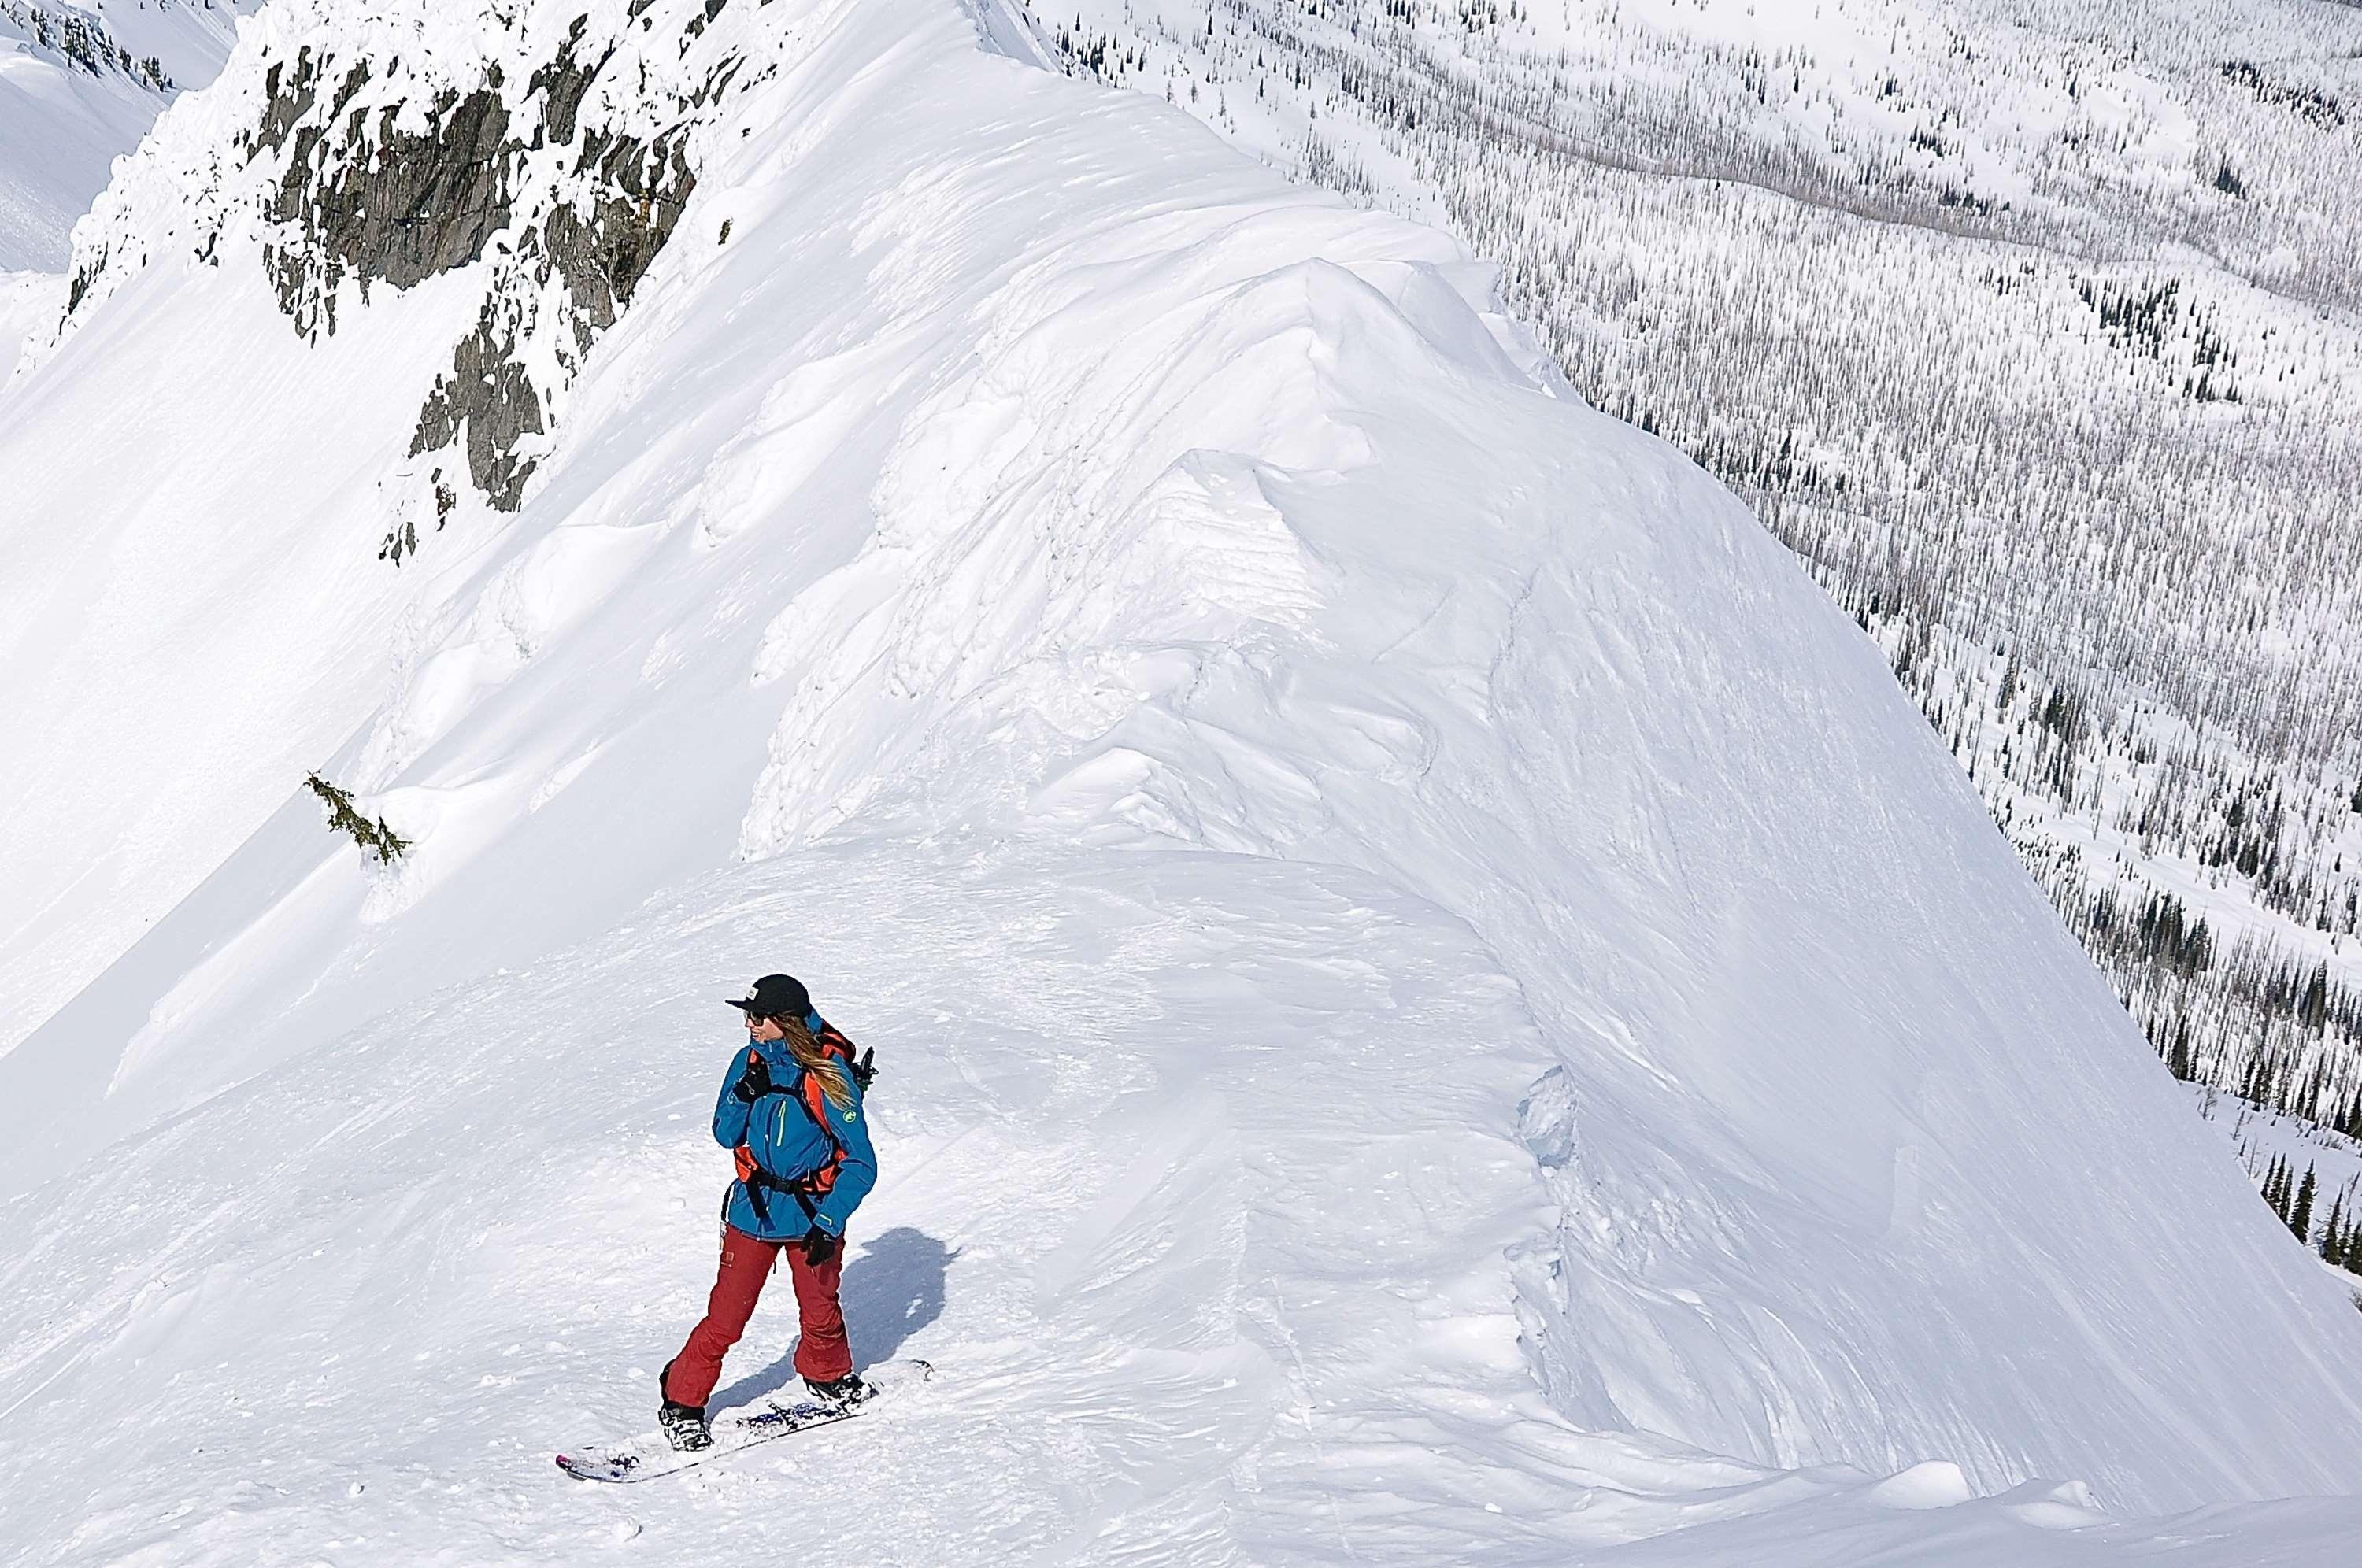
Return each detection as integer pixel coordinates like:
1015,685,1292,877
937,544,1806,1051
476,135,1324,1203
798,1067,832,1133
819,1024,876,1089
782,1061,846,1215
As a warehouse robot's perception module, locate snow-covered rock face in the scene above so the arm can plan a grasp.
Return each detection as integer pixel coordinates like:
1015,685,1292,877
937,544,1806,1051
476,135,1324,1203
0,0,257,272
54,0,716,516
6,0,2362,1558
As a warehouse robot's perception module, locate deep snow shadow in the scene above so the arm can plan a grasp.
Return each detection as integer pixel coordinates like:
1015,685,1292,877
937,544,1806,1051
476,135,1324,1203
711,1227,956,1411
841,1226,956,1366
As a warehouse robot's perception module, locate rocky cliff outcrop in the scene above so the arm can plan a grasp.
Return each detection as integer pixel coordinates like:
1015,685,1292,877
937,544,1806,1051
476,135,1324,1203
51,0,748,533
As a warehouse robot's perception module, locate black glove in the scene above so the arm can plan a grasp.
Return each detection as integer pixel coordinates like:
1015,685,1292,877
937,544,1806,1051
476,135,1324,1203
798,1225,839,1266
850,1047,877,1091
732,1051,774,1103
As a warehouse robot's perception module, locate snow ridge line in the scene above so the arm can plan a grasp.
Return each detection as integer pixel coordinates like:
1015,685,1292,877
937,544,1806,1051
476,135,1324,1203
9,0,2362,1555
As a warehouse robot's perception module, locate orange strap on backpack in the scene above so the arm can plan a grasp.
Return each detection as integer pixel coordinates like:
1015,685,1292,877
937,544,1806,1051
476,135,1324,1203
733,1026,858,1198
790,1031,853,1196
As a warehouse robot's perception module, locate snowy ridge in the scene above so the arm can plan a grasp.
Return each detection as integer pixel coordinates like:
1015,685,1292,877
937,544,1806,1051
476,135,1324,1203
0,0,255,271
4,0,2362,1559
1017,0,2362,1134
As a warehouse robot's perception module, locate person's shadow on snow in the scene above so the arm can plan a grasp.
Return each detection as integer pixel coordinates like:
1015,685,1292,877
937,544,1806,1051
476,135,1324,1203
711,1227,956,1411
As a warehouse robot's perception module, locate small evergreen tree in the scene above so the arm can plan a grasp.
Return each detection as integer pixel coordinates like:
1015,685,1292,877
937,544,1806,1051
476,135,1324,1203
2293,1163,2318,1243
304,772,410,864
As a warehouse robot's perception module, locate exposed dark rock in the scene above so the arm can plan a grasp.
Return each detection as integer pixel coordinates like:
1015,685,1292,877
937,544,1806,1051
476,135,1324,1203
409,301,545,512
330,61,373,120
232,22,727,517
65,254,101,315
546,129,697,340
264,83,516,336
377,470,457,565
530,23,611,146
406,117,696,509
253,50,319,153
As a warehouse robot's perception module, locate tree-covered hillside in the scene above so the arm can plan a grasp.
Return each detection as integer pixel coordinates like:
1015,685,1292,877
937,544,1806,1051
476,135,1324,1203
1023,0,2362,1128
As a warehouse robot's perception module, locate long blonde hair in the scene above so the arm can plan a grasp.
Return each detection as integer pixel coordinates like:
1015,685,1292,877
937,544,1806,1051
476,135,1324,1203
778,1015,853,1113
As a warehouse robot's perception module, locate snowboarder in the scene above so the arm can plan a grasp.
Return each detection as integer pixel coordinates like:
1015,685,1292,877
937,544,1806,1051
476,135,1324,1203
657,973,879,1452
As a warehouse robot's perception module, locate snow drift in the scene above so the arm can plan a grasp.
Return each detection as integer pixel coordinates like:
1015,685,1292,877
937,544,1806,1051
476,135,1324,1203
3,0,2361,1559
0,0,257,272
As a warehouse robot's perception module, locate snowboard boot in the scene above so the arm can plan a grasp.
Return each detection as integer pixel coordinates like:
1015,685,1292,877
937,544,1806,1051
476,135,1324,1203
658,1359,712,1452
659,1399,711,1452
803,1371,872,1409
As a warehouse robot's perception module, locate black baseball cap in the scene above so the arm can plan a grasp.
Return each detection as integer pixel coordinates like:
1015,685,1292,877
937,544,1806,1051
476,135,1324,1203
727,973,812,1021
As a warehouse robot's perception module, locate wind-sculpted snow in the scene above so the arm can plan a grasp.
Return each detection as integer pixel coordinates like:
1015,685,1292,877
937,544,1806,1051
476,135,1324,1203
0,0,257,271
4,0,2362,1559
1020,0,2362,1140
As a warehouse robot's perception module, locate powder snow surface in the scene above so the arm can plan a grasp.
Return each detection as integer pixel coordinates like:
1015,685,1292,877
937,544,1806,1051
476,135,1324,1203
2,0,2361,1561
0,0,254,271
0,264,54,374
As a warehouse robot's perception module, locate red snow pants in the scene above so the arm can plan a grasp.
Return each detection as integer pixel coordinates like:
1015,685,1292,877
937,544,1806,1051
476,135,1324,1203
664,1224,850,1407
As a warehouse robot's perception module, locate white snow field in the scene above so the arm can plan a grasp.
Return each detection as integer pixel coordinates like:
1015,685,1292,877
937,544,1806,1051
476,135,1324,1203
0,264,55,374
0,0,256,271
3,0,2362,1561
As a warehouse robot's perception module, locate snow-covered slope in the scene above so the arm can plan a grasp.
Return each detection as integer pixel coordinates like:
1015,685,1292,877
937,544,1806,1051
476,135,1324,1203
0,0,257,271
0,263,54,369
2195,1083,2362,1295
4,0,2362,1559
1020,0,2362,1132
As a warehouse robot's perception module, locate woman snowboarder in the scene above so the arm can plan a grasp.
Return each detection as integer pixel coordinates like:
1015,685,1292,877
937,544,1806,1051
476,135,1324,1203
658,973,878,1451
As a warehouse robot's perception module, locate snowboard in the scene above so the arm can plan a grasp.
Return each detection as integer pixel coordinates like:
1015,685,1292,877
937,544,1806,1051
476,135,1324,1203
555,1358,931,1484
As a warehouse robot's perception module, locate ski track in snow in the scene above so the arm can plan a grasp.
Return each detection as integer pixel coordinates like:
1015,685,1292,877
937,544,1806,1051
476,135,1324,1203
3,0,2362,1561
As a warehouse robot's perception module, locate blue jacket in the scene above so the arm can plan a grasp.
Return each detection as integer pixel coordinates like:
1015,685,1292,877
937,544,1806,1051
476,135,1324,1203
711,1026,877,1242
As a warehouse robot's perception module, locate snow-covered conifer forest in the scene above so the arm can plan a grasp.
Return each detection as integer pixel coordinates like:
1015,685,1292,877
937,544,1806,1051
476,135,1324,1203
1020,0,2362,1136
6,0,2362,1561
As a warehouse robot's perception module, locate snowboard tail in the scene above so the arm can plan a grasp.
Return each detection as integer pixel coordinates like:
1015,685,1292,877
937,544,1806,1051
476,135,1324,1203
555,1358,930,1484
